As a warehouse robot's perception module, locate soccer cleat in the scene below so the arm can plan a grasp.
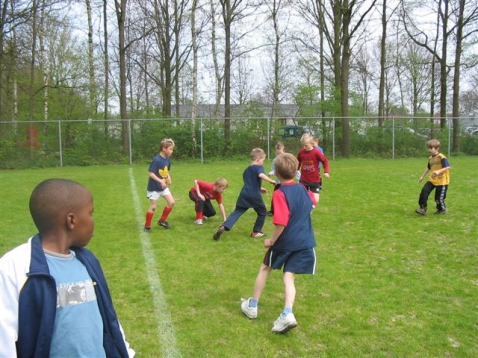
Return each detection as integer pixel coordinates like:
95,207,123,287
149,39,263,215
271,313,298,334
241,298,257,319
144,227,152,233
213,226,225,241
267,211,273,217
158,220,170,229
194,219,204,225
434,210,446,215
415,208,426,215
250,231,265,238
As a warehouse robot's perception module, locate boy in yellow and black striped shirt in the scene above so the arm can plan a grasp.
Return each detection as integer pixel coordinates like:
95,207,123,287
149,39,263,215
415,139,451,215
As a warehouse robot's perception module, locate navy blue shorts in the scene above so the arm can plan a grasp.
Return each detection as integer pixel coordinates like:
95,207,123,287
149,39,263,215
263,248,316,274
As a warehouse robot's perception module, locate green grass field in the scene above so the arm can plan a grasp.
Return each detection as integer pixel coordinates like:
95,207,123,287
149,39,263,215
1,157,477,357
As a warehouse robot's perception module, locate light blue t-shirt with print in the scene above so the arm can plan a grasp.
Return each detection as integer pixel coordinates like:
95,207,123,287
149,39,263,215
45,250,106,358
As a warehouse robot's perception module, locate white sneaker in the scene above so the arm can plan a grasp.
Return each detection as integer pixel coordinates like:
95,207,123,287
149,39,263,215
271,313,297,333
194,219,203,225
241,298,257,319
250,231,265,238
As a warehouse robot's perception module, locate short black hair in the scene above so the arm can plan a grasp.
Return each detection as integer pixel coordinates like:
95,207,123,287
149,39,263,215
29,178,90,233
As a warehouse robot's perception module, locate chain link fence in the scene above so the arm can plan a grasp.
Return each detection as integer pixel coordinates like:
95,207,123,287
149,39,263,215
0,117,476,169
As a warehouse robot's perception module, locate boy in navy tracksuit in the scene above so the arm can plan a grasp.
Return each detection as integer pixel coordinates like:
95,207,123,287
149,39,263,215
240,153,317,334
0,179,134,357
213,148,276,240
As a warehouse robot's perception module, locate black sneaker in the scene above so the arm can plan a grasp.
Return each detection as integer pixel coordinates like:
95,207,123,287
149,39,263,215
213,226,225,241
144,227,152,233
434,210,447,215
415,208,426,215
158,220,170,229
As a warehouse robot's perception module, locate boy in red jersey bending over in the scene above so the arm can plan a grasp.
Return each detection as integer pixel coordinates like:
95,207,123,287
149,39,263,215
189,178,228,225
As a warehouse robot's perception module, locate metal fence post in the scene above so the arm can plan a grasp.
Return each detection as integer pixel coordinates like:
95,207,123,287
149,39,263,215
332,118,335,160
128,119,132,166
447,117,451,157
392,117,395,159
200,118,204,164
58,120,63,167
267,117,270,160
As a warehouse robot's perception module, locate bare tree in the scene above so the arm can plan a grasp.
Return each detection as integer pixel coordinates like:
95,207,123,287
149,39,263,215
451,0,478,152
262,0,293,116
85,0,97,115
209,0,223,118
191,0,199,156
351,47,373,115
114,0,129,152
401,43,432,117
378,0,398,123
296,0,377,157
401,0,450,128
103,0,109,132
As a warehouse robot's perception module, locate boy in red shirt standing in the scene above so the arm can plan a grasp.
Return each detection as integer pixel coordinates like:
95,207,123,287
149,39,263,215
297,133,330,205
189,178,228,225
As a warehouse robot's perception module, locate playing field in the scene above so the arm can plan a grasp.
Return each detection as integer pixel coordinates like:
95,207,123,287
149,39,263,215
1,157,477,357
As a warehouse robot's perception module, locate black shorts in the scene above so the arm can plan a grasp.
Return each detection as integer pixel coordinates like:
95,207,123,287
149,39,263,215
300,181,321,194
263,248,316,274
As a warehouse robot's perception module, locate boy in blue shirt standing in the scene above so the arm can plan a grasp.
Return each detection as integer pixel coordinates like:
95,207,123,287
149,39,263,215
240,153,317,333
144,138,175,232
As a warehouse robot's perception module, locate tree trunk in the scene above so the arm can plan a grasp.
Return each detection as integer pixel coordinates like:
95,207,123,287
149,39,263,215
210,0,222,118
115,0,129,153
378,0,387,126
191,0,198,157
451,0,465,153
29,0,39,159
340,0,351,158
439,0,448,128
221,0,233,154
86,0,97,115
104,0,109,134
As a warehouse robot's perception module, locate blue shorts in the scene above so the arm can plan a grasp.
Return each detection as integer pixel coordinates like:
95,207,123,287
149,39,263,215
263,248,316,274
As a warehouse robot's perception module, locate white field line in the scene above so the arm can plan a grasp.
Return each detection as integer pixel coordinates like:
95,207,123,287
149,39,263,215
129,168,182,358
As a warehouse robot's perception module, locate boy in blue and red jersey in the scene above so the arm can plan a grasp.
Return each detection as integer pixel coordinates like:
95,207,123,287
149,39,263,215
240,153,317,334
415,139,451,215
297,133,330,205
144,138,175,232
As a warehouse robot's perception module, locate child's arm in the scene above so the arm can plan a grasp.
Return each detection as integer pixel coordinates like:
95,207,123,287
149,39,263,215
149,172,167,189
193,180,205,201
432,165,451,177
432,157,451,178
218,203,227,221
418,168,430,183
0,263,20,358
259,172,276,185
317,151,330,178
264,225,286,248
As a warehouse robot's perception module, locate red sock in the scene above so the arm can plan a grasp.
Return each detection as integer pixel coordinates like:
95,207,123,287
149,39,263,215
145,211,154,227
196,212,204,220
160,206,172,222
